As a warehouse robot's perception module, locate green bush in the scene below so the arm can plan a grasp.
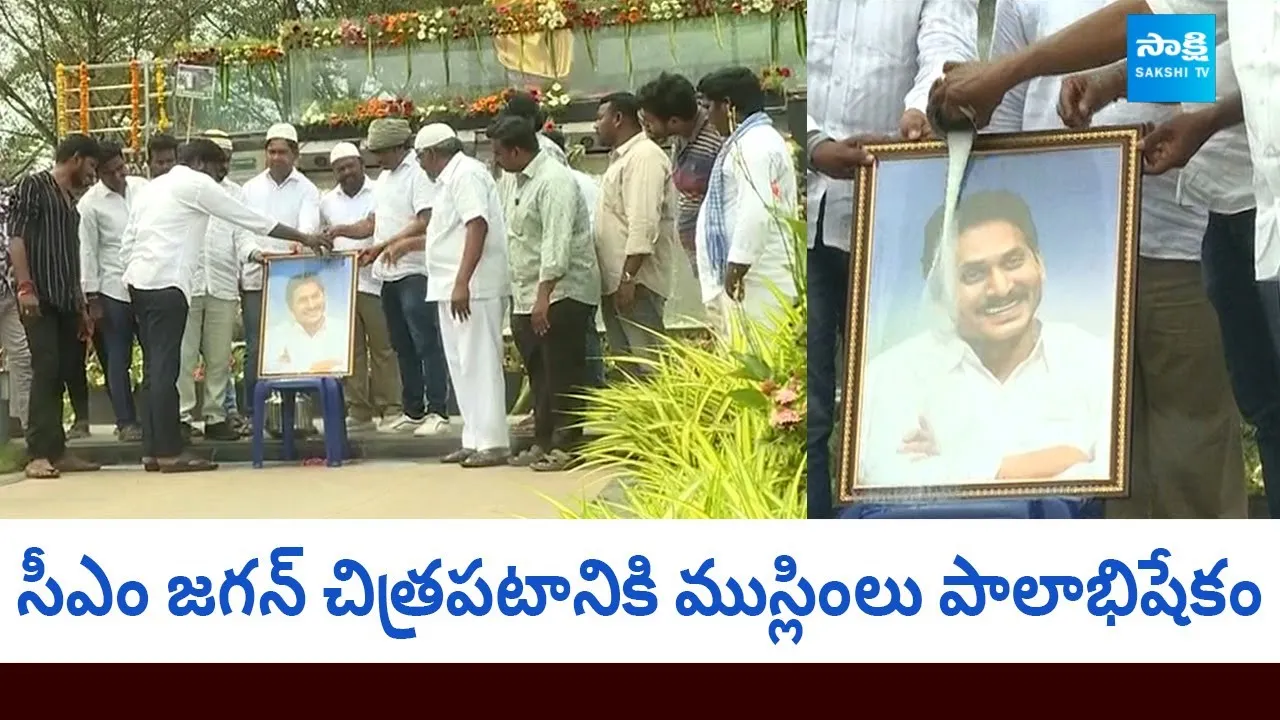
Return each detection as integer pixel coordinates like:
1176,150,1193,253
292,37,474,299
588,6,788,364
552,218,807,520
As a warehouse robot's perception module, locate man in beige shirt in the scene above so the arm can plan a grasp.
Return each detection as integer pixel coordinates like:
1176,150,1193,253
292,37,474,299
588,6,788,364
593,92,678,376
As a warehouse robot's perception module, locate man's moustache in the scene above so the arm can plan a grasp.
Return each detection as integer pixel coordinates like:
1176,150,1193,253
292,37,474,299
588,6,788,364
980,292,1026,313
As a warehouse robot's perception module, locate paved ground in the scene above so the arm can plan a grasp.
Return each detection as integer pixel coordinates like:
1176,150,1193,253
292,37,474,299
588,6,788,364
0,461,612,519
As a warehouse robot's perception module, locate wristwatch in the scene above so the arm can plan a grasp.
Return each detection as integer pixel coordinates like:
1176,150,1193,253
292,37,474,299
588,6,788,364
621,270,635,283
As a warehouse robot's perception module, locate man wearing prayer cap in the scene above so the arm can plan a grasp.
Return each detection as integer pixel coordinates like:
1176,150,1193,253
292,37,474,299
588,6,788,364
319,141,401,432
326,117,452,435
175,129,253,441
237,121,322,431
384,123,511,466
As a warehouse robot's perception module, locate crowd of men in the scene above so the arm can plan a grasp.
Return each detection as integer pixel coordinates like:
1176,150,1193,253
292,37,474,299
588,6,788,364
810,0,1279,520
0,64,799,479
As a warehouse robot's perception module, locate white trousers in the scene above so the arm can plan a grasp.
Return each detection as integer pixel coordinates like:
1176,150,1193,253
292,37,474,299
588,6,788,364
437,297,509,451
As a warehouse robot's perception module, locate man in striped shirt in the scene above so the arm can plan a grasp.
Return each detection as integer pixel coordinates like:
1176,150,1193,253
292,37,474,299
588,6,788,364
806,0,980,518
637,72,723,274
8,133,104,479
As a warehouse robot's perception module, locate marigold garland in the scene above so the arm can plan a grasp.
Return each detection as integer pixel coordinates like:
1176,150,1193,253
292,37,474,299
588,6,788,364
154,65,170,133
129,60,142,153
54,64,68,139
78,62,90,132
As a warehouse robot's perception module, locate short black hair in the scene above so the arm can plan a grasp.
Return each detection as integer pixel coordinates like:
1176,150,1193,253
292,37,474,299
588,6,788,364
97,140,125,165
504,91,545,126
147,133,179,157
55,134,101,164
636,73,699,122
286,271,324,305
487,115,540,154
599,92,642,128
922,191,1040,279
178,139,227,167
697,66,766,117
543,128,567,152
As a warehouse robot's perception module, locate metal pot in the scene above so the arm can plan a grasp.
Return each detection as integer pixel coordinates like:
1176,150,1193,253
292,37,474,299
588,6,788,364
263,394,315,439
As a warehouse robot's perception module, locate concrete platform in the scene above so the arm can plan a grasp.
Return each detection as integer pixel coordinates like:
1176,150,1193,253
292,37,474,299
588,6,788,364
51,416,551,466
0,461,613,519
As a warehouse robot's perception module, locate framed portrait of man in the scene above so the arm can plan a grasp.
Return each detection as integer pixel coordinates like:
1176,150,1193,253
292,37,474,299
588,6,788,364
839,127,1141,505
259,253,359,378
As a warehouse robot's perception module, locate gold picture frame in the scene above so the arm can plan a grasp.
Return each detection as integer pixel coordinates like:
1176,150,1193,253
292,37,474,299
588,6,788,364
838,126,1142,505
257,252,360,380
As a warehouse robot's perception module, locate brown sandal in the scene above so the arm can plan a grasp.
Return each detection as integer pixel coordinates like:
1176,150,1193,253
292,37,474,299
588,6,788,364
157,455,219,474
24,459,60,479
54,455,101,473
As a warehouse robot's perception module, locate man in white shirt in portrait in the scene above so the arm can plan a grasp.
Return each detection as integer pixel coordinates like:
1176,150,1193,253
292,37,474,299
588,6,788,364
325,117,452,436
121,138,329,473
806,0,979,519
176,130,258,442
79,140,147,441
926,0,1280,516
238,122,321,429
985,0,1244,518
319,142,401,432
858,190,1113,489
262,270,349,375
409,123,510,467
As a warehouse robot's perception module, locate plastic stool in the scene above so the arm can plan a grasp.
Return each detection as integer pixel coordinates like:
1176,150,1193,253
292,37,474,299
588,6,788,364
251,377,349,468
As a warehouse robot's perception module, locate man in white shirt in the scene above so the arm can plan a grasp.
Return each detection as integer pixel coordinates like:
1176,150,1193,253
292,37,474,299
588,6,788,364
261,271,350,375
176,130,255,442
122,138,328,473
806,0,979,518
409,124,510,467
926,0,1280,515
860,191,1114,488
328,117,451,436
79,140,147,441
319,142,401,432
986,0,1244,519
694,67,798,329
238,122,321,428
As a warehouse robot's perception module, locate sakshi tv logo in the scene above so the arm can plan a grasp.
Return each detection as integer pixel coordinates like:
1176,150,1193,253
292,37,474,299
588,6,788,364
1126,14,1216,103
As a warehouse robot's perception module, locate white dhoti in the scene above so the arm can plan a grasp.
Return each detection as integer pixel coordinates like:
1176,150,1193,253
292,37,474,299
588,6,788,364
437,297,509,451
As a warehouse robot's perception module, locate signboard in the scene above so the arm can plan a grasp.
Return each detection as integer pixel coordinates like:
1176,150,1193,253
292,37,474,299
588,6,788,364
173,64,217,100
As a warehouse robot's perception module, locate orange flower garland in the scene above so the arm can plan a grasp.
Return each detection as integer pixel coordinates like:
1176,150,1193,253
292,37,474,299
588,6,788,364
54,64,68,139
78,62,90,132
129,60,142,153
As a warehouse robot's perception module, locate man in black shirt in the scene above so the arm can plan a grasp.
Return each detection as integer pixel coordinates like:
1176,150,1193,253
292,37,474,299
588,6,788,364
8,134,102,479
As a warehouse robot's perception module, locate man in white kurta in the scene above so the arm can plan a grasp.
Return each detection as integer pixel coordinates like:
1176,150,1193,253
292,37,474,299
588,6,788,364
238,123,322,422
858,191,1113,489
412,124,510,467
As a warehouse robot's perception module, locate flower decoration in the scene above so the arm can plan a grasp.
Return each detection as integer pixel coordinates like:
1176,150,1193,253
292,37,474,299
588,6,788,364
78,62,90,132
277,0,803,51
759,65,792,92
129,60,142,153
154,65,170,133
54,64,68,138
174,41,283,66
766,376,803,431
299,83,572,131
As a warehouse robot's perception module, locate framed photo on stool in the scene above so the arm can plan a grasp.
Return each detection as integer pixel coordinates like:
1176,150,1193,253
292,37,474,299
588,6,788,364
259,252,359,378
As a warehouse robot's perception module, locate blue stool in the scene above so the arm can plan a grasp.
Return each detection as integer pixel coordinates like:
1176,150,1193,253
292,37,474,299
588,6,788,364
251,377,349,468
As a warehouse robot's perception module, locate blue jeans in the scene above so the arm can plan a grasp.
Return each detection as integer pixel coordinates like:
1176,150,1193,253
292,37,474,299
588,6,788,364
240,291,263,417
380,275,450,419
1202,208,1280,518
224,375,238,416
806,198,848,519
99,295,137,428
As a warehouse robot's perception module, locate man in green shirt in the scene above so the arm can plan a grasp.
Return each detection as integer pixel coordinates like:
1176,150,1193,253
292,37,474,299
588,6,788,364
489,115,600,472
